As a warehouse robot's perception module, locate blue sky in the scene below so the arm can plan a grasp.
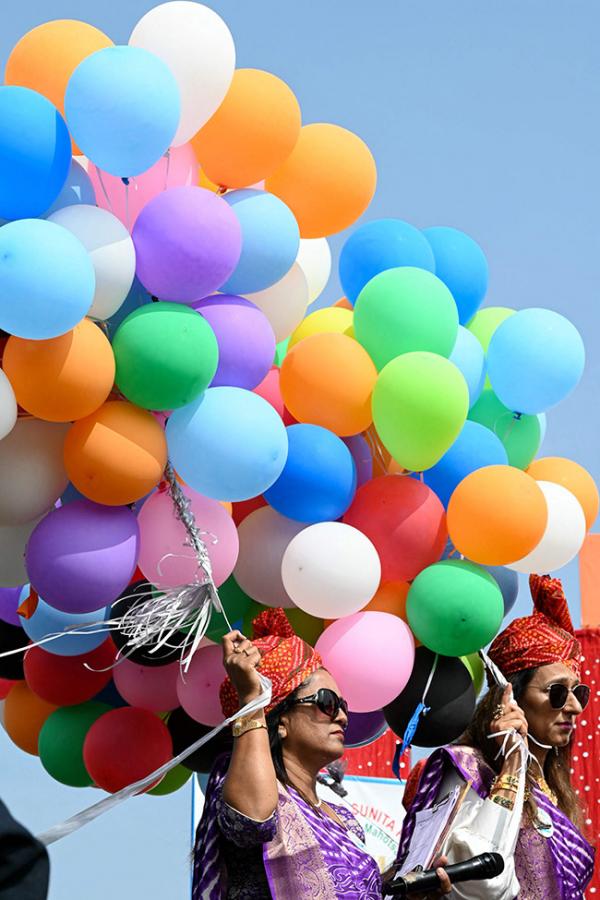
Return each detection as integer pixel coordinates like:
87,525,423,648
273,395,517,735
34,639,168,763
1,2,599,898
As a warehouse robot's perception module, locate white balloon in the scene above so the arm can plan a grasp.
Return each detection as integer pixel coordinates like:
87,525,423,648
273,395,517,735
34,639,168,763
130,1,235,146
281,522,381,619
507,481,586,574
0,370,17,440
49,205,136,320
0,419,69,526
295,238,332,305
234,506,305,607
245,263,309,342
0,516,43,587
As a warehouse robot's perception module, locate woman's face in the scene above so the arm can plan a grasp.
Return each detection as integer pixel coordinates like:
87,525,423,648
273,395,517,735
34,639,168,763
519,662,586,749
279,668,348,767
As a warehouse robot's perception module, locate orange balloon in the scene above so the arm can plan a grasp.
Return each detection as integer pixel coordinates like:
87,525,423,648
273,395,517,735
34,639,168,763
5,20,113,153
64,401,167,506
527,457,599,530
266,123,377,238
364,581,410,618
334,297,353,311
280,333,377,436
3,682,57,756
3,320,115,422
447,465,548,566
191,69,301,189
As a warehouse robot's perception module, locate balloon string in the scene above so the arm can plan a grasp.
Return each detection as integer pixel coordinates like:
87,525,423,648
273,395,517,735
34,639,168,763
164,149,171,191
125,181,130,231
95,167,114,215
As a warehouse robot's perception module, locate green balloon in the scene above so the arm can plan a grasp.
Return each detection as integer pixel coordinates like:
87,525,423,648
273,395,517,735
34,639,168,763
206,575,253,643
274,337,290,367
148,764,193,796
38,702,111,788
113,302,219,410
354,267,459,371
467,307,515,389
469,390,541,469
461,653,485,696
407,559,504,657
242,600,324,646
372,352,469,471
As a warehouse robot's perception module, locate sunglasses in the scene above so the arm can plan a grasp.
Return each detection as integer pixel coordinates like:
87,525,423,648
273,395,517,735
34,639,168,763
543,682,590,710
292,688,349,720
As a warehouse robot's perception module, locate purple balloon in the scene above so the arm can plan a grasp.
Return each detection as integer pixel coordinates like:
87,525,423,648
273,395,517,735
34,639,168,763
25,500,140,614
132,186,242,303
345,709,387,748
0,586,23,627
343,435,373,488
193,294,276,390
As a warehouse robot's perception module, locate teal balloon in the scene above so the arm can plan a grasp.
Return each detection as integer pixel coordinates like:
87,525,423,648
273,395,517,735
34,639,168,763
468,389,541,469
354,267,458,370
407,559,504,656
0,86,71,220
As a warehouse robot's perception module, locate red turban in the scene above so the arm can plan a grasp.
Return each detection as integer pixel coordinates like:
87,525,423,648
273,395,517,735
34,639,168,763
488,574,581,679
220,607,323,719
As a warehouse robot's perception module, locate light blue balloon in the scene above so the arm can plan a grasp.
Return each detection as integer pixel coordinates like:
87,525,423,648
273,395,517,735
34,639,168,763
538,413,547,446
487,308,585,414
0,219,96,339
424,420,508,507
65,46,180,177
222,190,300,294
449,326,486,408
0,86,71,220
339,218,435,305
423,226,488,325
166,387,289,502
43,159,96,217
19,589,110,657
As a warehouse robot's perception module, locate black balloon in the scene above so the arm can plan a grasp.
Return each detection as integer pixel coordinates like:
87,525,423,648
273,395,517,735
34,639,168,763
167,707,232,773
384,647,476,748
0,620,28,680
111,581,186,667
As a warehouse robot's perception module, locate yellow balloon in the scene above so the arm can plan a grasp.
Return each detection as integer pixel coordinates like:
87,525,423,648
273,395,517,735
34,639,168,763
199,168,220,194
288,307,354,350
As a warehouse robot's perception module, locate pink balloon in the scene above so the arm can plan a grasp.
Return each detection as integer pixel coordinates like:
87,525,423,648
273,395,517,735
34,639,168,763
316,612,415,713
113,658,180,711
176,643,226,725
253,366,285,419
137,487,239,589
88,144,199,229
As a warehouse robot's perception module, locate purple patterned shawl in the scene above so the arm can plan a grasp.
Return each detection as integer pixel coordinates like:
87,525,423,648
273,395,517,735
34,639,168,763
396,745,595,900
192,755,381,899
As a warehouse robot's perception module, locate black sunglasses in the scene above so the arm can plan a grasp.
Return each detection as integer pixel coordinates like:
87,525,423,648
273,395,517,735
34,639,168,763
543,682,590,710
292,688,349,720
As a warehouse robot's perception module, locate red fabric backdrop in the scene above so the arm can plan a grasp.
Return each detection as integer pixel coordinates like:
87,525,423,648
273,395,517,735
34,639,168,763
343,728,411,780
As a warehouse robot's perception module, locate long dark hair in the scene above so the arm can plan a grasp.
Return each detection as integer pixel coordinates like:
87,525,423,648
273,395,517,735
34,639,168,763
265,682,309,788
460,668,583,830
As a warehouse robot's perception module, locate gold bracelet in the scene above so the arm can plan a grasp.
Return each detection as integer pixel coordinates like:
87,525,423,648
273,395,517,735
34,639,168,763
492,780,518,794
495,774,519,789
232,716,268,738
491,794,514,811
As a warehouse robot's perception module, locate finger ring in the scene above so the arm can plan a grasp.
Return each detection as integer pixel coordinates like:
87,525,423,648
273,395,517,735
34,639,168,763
492,704,505,720
233,646,242,654
242,649,250,656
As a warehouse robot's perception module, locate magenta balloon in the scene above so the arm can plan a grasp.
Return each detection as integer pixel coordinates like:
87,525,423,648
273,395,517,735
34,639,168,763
343,435,373,488
132,186,242,303
25,500,140,614
176,643,226,726
0,587,22,627
344,709,387,748
113,658,180,711
192,294,276,390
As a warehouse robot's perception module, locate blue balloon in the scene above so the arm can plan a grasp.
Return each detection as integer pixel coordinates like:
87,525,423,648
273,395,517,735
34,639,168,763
0,86,71,220
222,190,300,294
339,218,435,305
486,308,585,414
480,565,519,616
0,219,96,339
19,590,110,657
166,387,289,502
43,158,96,217
423,226,488,325
264,424,357,523
65,46,180,177
424,420,508,507
450,326,486,408
106,277,152,338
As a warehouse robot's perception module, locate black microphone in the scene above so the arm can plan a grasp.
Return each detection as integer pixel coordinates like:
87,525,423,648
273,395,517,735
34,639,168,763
387,852,504,896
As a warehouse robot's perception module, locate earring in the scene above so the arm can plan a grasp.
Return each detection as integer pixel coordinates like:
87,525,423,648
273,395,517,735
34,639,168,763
553,746,559,756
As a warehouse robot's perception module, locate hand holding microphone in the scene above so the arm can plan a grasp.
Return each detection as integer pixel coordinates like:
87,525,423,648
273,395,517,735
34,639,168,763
387,852,504,897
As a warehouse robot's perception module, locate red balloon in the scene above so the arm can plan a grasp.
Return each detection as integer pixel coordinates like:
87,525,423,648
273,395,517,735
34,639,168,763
343,476,447,582
24,639,116,706
231,495,267,527
0,677,16,700
83,707,173,793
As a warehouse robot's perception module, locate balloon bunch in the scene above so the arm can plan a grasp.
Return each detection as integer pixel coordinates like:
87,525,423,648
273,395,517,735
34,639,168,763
0,1,597,803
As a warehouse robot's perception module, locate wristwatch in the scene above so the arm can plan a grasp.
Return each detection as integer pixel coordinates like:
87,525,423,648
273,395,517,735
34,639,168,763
232,714,268,738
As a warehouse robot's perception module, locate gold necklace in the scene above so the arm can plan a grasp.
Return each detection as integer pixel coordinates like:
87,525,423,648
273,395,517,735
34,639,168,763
526,771,558,807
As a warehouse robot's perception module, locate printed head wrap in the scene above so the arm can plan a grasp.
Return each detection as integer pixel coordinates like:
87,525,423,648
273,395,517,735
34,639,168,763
220,607,323,718
488,574,581,679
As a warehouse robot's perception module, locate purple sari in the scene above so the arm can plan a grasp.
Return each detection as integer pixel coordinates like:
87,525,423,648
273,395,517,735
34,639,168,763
396,745,595,900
